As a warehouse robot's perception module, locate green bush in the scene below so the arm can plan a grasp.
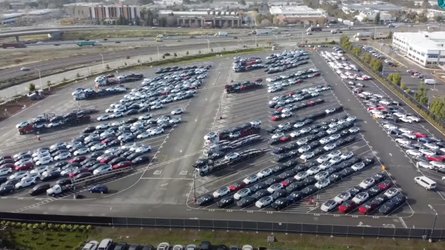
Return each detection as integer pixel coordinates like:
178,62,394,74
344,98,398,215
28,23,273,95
28,83,36,93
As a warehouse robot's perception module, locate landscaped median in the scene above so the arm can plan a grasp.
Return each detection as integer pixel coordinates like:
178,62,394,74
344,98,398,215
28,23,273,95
339,36,445,136
0,47,265,121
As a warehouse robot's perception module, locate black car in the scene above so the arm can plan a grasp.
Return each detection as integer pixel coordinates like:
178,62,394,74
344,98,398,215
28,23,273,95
0,184,14,196
250,181,267,192
302,176,316,187
56,178,72,187
287,191,303,203
347,186,363,196
217,196,234,208
283,159,299,168
278,170,294,179
264,176,281,186
270,197,289,210
236,196,256,207
271,189,287,200
29,183,51,196
0,176,8,185
368,186,381,197
328,173,341,183
251,189,269,200
126,152,143,161
339,167,354,178
132,155,150,165
199,241,211,250
379,194,406,215
300,185,318,196
286,181,303,193
40,170,61,181
196,194,214,206
109,157,126,166
83,126,96,133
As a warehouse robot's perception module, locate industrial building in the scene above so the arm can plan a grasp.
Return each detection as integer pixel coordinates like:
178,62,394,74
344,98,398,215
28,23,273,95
64,3,141,24
268,5,326,26
158,10,243,28
392,32,445,67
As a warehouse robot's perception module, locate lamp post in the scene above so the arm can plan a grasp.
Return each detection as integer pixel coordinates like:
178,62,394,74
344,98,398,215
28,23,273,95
205,39,210,52
35,68,42,90
428,204,438,243
99,53,104,68
157,45,160,60
193,168,197,202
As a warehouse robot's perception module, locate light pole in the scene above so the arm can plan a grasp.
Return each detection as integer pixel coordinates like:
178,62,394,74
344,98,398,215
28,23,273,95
193,168,197,202
428,204,438,243
157,45,160,60
205,39,210,52
99,53,104,68
35,67,42,90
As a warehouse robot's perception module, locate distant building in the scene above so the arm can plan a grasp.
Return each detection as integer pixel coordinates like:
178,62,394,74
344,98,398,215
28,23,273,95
64,3,141,24
154,0,183,6
392,32,445,67
355,10,395,23
269,5,326,26
158,10,243,28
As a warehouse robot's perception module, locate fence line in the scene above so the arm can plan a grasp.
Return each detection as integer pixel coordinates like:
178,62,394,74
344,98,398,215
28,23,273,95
0,212,443,240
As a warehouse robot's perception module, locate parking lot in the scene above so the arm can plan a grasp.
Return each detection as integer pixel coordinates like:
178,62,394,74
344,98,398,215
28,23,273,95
0,47,444,229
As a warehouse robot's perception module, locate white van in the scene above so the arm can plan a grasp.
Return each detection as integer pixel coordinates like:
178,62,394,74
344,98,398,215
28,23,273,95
414,176,436,190
424,79,437,85
97,239,113,250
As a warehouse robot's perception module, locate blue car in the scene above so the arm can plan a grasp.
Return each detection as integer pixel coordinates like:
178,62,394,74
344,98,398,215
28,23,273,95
89,185,108,194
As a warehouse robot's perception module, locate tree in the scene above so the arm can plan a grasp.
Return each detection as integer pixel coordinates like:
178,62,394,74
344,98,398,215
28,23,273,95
374,12,381,24
387,73,401,86
238,0,246,5
400,82,407,90
415,84,429,106
140,8,155,26
421,0,430,9
434,15,443,22
28,83,36,93
352,47,362,57
138,0,154,4
370,59,383,73
417,12,428,23
430,97,445,119
362,53,372,64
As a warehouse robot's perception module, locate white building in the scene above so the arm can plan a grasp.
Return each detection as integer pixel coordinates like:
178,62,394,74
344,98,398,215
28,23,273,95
154,0,183,6
392,32,445,67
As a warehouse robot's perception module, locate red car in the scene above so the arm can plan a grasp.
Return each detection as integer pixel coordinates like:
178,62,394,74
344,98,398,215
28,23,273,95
338,200,357,214
271,115,281,121
426,155,445,162
281,179,292,187
377,180,393,191
414,132,427,138
68,168,91,178
358,196,387,215
100,155,116,164
279,136,291,143
14,161,34,171
228,182,246,192
112,161,132,170
68,156,87,163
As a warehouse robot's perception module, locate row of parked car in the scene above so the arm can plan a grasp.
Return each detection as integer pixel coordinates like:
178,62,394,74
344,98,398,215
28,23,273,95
321,50,371,81
15,109,96,135
264,50,309,74
321,173,405,215
82,238,254,250
72,86,127,101
321,49,445,179
232,56,263,72
267,68,320,93
0,143,151,196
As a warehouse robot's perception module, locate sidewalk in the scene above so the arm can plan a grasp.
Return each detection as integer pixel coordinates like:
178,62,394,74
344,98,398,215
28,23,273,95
0,43,247,103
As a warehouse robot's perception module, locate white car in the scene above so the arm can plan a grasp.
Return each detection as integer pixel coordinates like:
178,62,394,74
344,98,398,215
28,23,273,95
73,147,89,156
424,143,440,151
319,161,333,170
316,154,331,164
419,148,436,156
233,188,251,200
320,199,338,212
225,152,240,161
298,145,311,154
384,187,400,198
243,174,258,184
403,132,416,140
407,115,420,122
323,143,337,151
35,156,53,166
329,156,342,165
416,161,434,170
314,171,329,181
271,133,285,140
15,177,37,189
359,177,375,189
406,149,422,158
93,165,112,175
54,151,71,161
267,183,284,193
315,178,330,189
0,167,12,176
212,186,230,198
398,127,412,134
171,108,184,115
399,116,413,123
294,171,309,181
352,192,369,204
351,161,366,171
341,152,354,160
395,138,411,146
300,151,315,161
307,166,321,175
257,168,273,179
255,196,274,208
334,191,351,204
328,150,342,158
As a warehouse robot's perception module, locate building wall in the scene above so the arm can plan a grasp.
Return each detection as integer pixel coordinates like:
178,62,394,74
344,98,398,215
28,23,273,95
64,4,140,22
392,33,445,67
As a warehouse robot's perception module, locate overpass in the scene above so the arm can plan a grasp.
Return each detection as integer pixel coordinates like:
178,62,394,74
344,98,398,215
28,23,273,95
0,29,64,41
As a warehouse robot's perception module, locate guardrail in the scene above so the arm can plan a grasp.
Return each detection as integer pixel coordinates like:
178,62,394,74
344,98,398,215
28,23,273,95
0,212,444,241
